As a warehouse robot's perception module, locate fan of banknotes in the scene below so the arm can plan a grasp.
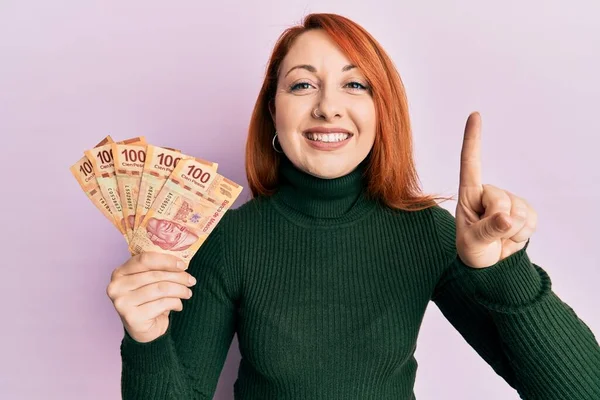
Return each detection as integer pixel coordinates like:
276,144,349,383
70,135,243,265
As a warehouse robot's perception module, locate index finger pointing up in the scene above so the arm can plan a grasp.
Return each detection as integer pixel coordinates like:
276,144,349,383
459,112,483,193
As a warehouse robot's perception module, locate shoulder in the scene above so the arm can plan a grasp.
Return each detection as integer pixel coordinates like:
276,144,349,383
376,201,455,229
377,202,457,252
425,203,457,262
188,198,271,292
215,195,274,239
427,203,456,229
220,195,271,225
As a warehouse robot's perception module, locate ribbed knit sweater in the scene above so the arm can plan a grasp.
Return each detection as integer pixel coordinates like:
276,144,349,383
120,155,600,399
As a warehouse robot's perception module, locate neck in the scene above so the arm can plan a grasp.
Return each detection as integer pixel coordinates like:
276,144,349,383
271,155,376,226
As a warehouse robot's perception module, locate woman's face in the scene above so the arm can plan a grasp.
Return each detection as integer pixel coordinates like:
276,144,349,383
271,29,376,179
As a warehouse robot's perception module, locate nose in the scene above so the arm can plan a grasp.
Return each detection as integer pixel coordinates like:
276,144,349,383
313,85,343,121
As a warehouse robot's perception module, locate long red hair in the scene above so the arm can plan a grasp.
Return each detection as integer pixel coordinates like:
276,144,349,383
245,13,455,211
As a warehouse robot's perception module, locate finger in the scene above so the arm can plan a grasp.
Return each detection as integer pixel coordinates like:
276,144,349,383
481,184,512,219
505,190,532,220
127,281,193,307
115,252,187,278
136,298,184,321
505,191,537,242
468,212,514,244
459,112,483,195
118,270,197,293
507,223,535,243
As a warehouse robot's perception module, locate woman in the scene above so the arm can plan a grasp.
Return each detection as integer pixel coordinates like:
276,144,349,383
108,13,600,399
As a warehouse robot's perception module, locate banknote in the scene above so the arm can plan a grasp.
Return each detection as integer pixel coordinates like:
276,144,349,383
70,135,119,230
113,141,147,242
85,136,146,241
205,173,244,209
133,144,218,235
129,158,242,264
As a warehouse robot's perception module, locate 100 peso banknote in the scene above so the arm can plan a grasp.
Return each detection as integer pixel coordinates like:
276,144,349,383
133,145,218,236
114,140,148,242
70,135,120,230
128,157,242,265
72,135,242,262
84,136,146,242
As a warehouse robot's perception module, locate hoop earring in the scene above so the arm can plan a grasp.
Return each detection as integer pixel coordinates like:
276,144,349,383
272,132,283,153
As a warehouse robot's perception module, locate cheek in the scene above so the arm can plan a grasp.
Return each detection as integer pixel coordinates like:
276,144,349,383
276,98,306,126
354,102,377,136
274,99,307,144
277,130,304,154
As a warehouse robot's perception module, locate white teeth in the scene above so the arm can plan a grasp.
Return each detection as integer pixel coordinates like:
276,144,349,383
306,132,350,142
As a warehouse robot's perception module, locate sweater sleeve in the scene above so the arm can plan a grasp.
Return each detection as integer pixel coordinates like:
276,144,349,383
428,205,600,399
119,219,239,400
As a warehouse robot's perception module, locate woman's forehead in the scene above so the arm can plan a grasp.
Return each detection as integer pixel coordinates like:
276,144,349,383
283,31,353,73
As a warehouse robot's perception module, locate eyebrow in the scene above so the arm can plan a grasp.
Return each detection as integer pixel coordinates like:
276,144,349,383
284,64,356,78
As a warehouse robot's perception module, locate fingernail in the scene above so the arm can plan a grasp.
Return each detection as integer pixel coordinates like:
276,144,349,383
189,275,197,285
177,260,187,269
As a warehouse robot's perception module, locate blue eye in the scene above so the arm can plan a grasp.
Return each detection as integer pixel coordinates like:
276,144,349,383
289,81,370,92
346,81,368,90
290,82,313,91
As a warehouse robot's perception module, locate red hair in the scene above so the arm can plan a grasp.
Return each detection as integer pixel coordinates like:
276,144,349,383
245,13,455,211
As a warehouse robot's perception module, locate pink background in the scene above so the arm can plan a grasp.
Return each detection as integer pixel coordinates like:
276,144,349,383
1,1,598,399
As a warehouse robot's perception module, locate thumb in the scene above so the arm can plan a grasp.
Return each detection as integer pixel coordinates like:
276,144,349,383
472,212,512,243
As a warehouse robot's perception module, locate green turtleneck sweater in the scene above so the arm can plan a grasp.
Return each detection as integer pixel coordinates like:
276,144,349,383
120,156,600,399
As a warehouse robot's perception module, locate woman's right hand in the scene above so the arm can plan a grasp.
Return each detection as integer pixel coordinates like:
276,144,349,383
106,252,197,343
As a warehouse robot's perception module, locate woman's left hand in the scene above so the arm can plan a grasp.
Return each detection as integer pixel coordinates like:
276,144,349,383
455,112,538,269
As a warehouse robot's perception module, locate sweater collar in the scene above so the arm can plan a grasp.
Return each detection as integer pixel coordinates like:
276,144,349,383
271,155,376,225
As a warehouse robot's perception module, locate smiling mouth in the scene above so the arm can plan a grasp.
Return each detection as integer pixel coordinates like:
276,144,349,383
303,132,354,142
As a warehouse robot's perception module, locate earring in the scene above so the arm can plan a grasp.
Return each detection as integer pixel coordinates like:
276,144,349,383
272,131,283,153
